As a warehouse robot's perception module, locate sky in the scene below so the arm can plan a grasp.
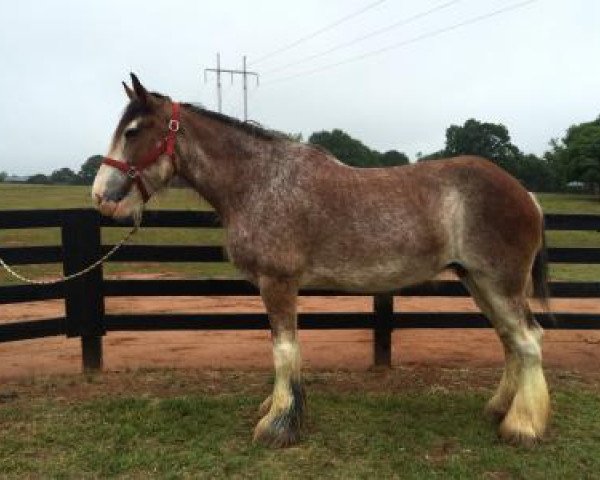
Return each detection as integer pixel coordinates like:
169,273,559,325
0,0,599,175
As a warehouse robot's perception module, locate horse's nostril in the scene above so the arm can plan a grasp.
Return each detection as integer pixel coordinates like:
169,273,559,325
94,191,125,206
104,190,126,203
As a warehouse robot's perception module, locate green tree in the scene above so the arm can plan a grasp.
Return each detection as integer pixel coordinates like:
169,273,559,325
27,174,51,185
543,139,572,191
308,129,382,167
78,155,104,185
0,171,7,182
417,150,446,162
445,118,521,173
513,154,558,192
50,167,78,185
379,150,409,167
549,116,600,194
308,129,410,168
417,118,562,191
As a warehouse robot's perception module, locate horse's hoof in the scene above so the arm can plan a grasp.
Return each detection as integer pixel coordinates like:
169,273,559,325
253,414,300,448
258,395,272,417
497,390,549,447
484,402,509,424
254,382,305,448
498,421,541,448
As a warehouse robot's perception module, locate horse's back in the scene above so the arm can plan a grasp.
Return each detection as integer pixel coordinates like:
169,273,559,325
299,154,542,291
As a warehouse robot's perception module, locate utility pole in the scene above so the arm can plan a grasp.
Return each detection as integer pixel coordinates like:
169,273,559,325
204,54,259,121
203,53,223,112
243,56,249,122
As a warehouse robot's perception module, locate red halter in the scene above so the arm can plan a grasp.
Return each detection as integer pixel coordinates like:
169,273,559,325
102,102,180,203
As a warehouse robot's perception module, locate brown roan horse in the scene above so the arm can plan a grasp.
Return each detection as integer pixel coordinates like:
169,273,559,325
92,74,550,448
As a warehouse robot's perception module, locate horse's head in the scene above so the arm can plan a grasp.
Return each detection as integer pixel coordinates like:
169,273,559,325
92,74,180,221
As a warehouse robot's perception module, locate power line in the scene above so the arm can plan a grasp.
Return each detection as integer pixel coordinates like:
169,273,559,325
263,0,461,76
263,0,537,86
250,0,387,66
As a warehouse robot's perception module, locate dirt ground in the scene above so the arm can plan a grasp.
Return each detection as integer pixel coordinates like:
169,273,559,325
1,294,599,381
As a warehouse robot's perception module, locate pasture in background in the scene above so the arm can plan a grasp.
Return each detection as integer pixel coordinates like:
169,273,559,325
1,183,600,283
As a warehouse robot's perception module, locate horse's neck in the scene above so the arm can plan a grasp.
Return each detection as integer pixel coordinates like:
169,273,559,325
177,116,280,222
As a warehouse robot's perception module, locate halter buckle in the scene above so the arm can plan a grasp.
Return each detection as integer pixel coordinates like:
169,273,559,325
127,166,139,179
168,119,180,132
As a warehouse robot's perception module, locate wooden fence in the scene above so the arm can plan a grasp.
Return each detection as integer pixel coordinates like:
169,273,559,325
1,209,600,371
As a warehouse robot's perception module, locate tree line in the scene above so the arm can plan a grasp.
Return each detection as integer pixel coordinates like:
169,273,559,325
2,114,599,193
0,155,104,187
309,115,600,193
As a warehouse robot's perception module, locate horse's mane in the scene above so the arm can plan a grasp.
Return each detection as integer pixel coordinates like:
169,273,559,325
181,102,283,141
115,92,286,143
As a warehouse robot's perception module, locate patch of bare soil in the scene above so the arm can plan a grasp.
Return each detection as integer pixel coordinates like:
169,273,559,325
0,367,597,408
0,293,599,381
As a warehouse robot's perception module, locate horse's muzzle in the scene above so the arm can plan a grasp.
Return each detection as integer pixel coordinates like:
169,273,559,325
94,195,119,217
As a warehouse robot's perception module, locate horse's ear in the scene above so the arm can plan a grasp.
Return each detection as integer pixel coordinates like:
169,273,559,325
130,72,148,103
122,81,135,100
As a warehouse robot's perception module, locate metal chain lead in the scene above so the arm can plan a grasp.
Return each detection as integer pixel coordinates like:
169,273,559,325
0,225,139,286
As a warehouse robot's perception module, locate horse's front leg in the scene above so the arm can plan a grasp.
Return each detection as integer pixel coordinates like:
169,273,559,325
253,276,305,448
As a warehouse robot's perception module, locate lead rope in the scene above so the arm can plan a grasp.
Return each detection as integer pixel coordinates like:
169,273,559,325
0,223,139,285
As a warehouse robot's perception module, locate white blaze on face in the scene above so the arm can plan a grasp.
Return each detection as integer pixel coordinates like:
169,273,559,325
92,118,143,218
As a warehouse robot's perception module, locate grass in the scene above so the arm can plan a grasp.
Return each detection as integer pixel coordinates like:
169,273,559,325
0,184,241,283
0,183,209,211
1,185,600,282
0,368,599,479
537,192,600,214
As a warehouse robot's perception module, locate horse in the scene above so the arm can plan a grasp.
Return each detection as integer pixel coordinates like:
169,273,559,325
92,74,550,448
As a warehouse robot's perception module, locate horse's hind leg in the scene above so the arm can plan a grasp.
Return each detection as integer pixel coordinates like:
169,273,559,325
460,273,520,421
253,276,304,448
462,272,549,445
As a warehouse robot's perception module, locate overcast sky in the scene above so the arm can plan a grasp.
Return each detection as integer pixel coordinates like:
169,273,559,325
0,0,598,175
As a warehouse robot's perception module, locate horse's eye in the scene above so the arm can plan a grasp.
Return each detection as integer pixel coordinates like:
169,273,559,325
124,128,140,140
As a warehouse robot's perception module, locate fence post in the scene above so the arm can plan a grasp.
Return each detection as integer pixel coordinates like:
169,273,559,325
61,210,104,372
373,294,393,367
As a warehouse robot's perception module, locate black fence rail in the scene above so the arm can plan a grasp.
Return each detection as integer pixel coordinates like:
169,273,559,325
1,209,600,371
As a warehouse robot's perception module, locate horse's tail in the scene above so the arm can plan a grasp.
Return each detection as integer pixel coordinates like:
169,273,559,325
529,195,554,325
532,225,551,310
